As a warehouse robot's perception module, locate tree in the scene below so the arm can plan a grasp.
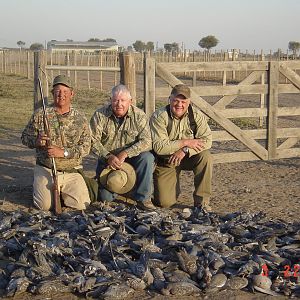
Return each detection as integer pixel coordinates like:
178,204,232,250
88,38,100,42
29,43,44,50
132,40,146,52
198,35,219,51
17,41,25,49
66,39,73,42
101,38,116,42
288,41,300,56
132,40,154,52
164,42,179,52
145,41,154,51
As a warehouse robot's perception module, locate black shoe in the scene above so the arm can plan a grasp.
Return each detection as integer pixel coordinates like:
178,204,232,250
136,199,156,211
194,197,212,212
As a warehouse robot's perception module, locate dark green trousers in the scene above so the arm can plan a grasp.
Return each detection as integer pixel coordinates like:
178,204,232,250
153,150,212,208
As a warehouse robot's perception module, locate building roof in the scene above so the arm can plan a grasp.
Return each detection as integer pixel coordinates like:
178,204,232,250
48,41,118,48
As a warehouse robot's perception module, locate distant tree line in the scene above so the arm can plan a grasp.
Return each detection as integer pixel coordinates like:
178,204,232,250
130,35,220,53
16,36,300,56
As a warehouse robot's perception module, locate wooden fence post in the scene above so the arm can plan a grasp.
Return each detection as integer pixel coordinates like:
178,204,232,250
26,51,30,79
99,51,103,91
74,51,77,88
33,51,40,110
87,55,91,89
144,52,155,117
267,61,279,159
3,51,6,74
18,49,21,75
119,52,136,105
259,50,265,127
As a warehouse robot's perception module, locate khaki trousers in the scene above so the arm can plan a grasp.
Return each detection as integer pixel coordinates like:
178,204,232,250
153,150,212,208
33,165,90,211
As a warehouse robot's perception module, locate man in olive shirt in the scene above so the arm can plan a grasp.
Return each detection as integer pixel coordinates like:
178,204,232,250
150,84,212,211
90,84,155,210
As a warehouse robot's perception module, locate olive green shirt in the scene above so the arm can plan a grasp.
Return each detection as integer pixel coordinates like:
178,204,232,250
90,104,152,159
21,105,91,170
150,105,212,157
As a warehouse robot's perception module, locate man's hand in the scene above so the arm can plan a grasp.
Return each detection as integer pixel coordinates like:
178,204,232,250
107,152,127,170
116,151,128,164
47,146,64,158
168,149,186,166
35,133,49,148
184,139,205,152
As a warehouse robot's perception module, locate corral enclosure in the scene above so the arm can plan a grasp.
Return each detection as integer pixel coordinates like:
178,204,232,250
0,51,299,300
1,49,299,164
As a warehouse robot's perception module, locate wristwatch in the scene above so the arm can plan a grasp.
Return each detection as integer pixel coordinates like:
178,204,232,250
182,146,189,155
63,149,69,158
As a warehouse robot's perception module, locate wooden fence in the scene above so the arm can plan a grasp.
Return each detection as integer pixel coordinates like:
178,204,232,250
1,49,299,163
32,51,137,109
144,58,300,163
1,48,298,85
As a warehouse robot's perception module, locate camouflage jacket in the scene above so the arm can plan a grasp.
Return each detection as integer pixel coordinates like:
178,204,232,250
150,105,212,157
90,104,152,158
21,105,91,170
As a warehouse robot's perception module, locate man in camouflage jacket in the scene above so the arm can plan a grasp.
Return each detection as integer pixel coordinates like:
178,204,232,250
90,84,155,210
21,75,91,211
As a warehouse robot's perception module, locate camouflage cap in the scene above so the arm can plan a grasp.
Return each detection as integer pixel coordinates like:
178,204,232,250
52,75,73,89
171,84,191,99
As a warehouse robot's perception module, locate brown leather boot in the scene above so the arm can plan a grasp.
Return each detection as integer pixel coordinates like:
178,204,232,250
136,198,156,211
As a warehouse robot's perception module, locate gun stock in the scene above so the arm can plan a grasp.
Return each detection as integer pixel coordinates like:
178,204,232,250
51,163,62,215
38,78,62,215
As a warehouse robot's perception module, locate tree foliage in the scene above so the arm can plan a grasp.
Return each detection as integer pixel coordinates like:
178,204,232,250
132,40,145,52
29,43,44,50
146,41,154,51
102,38,116,42
198,35,219,51
288,41,300,55
88,38,117,42
164,42,179,52
88,38,100,42
17,41,25,48
132,40,154,52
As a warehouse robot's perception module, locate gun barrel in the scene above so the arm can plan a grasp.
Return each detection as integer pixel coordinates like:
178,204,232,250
38,77,62,215
38,78,47,112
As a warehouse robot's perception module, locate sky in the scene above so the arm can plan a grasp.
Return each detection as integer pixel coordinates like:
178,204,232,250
0,0,299,52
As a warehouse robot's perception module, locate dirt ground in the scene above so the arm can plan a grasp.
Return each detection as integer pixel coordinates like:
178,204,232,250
0,131,299,222
0,132,299,300
0,72,299,299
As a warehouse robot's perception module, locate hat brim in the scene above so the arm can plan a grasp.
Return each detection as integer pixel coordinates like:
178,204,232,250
99,162,136,194
52,82,72,89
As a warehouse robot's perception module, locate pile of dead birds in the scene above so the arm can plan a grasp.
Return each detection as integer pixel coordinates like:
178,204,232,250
0,203,299,299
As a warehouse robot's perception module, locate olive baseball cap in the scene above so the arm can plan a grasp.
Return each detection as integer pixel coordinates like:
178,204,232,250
52,75,73,89
171,84,191,99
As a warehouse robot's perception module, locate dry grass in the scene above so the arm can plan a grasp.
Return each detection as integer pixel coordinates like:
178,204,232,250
0,73,109,138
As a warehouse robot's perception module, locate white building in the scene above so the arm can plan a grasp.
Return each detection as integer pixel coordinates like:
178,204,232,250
47,41,119,53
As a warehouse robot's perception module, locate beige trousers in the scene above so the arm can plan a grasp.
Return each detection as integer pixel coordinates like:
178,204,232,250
33,165,90,211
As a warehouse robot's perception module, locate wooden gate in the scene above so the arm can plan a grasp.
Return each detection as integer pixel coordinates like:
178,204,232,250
144,58,300,163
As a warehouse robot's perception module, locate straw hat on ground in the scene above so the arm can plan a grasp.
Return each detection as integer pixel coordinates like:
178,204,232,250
99,162,136,194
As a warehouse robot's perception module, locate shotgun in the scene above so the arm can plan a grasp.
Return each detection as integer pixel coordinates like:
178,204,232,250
38,78,62,215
